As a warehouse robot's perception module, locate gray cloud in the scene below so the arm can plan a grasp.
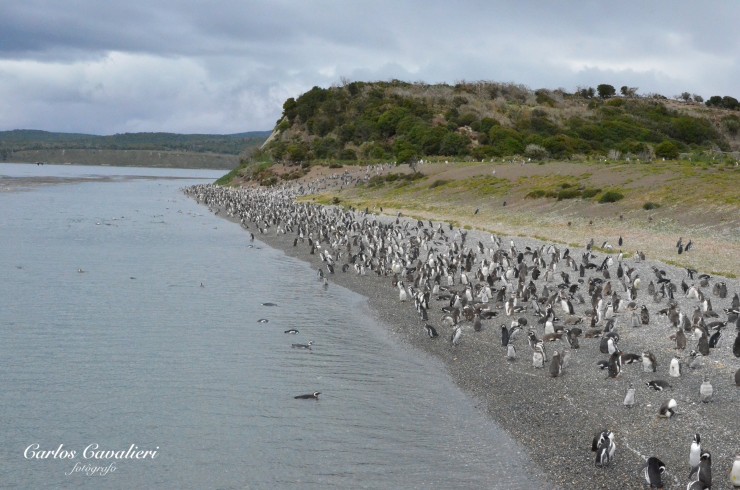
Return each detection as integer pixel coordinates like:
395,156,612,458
0,1,737,134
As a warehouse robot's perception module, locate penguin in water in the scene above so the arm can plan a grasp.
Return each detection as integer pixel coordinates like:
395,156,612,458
291,340,313,350
643,456,667,488
257,318,269,323
642,351,657,372
424,324,439,338
284,329,299,334
699,376,713,403
294,392,321,400
658,398,677,418
689,433,701,479
623,383,636,408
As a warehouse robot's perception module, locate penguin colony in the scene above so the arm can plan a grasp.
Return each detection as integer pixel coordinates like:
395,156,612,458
186,180,740,489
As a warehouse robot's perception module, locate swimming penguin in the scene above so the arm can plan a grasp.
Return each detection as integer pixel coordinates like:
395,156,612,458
451,326,462,346
689,433,701,478
424,324,439,338
291,340,313,350
699,376,713,403
658,398,677,418
549,350,562,377
623,383,636,408
294,392,321,400
646,380,672,391
669,357,681,377
643,456,667,488
284,329,299,334
261,302,278,307
506,344,517,361
642,351,657,372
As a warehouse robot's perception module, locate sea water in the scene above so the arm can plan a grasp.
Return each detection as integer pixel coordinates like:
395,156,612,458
0,163,546,489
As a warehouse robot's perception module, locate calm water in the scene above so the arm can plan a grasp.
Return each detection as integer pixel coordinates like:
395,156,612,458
0,163,546,489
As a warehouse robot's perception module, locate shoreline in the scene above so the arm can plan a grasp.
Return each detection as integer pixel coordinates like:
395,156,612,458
187,183,739,489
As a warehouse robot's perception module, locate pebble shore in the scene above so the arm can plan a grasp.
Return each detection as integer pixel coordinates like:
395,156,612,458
188,182,739,490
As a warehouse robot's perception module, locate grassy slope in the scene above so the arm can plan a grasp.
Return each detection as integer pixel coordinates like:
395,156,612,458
298,159,740,277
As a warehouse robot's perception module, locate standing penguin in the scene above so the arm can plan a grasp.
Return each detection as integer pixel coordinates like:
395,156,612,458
549,350,563,377
424,324,439,338
699,376,713,403
501,324,510,346
640,305,650,325
607,350,622,379
697,451,712,489
697,334,710,356
506,343,517,361
730,453,740,487
642,351,657,373
623,382,636,408
689,433,701,478
591,429,616,467
473,313,482,332
451,326,462,346
532,344,545,368
675,328,687,350
669,357,681,377
733,331,740,358
643,456,667,488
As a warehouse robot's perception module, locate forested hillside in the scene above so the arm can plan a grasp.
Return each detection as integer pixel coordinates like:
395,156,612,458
262,80,739,164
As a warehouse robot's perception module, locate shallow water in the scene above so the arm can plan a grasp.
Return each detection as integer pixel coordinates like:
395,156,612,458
0,163,546,489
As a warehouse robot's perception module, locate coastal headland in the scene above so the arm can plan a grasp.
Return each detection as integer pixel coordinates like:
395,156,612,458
187,168,739,489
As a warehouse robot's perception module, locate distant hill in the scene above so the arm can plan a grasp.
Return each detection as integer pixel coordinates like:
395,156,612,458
260,80,739,164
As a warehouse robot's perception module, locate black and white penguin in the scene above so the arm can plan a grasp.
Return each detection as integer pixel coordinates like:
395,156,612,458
607,350,622,379
506,344,517,361
736,367,740,387
669,357,682,377
697,451,712,488
697,334,710,356
643,456,666,488
658,398,677,418
689,433,701,478
501,324,510,346
451,326,462,346
675,328,687,350
646,380,672,391
291,340,313,350
591,429,616,467
284,329,299,334
640,305,650,325
257,318,269,323
294,392,321,400
424,324,439,338
624,383,636,408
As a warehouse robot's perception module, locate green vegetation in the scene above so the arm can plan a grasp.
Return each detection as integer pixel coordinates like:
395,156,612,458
598,190,625,203
643,201,661,210
0,129,271,157
259,80,736,167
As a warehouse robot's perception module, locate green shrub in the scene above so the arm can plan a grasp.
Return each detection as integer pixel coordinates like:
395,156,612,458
526,189,548,198
598,190,624,203
654,140,680,159
581,187,602,198
643,201,661,210
557,189,581,200
328,162,343,169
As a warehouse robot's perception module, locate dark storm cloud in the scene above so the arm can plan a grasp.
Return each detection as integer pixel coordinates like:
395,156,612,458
0,1,737,134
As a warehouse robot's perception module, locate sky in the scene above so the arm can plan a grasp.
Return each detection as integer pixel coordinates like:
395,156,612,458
1,1,738,135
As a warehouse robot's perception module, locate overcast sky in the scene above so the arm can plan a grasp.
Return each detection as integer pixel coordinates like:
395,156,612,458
1,1,738,135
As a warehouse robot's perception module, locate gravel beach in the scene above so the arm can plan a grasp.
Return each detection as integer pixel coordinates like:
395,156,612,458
187,181,739,490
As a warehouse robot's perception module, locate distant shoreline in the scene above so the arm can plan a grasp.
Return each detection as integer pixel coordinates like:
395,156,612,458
3,149,238,170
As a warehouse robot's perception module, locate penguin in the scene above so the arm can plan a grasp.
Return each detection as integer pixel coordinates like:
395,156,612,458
607,350,622,379
689,433,701,479
549,350,562,377
707,328,721,349
731,453,740,487
506,343,517,361
451,326,462,346
501,324,510,346
675,328,687,350
257,318,269,323
591,430,616,467
687,350,704,370
473,313,482,332
669,357,681,377
736,367,740,387
623,383,636,408
424,324,439,338
291,340,313,350
697,451,712,488
643,456,666,488
640,305,650,325
734,331,740,358
532,345,545,368
294,392,321,400
284,329,299,334
642,351,657,373
697,334,710,356
646,380,672,391
699,376,713,403
658,398,677,418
